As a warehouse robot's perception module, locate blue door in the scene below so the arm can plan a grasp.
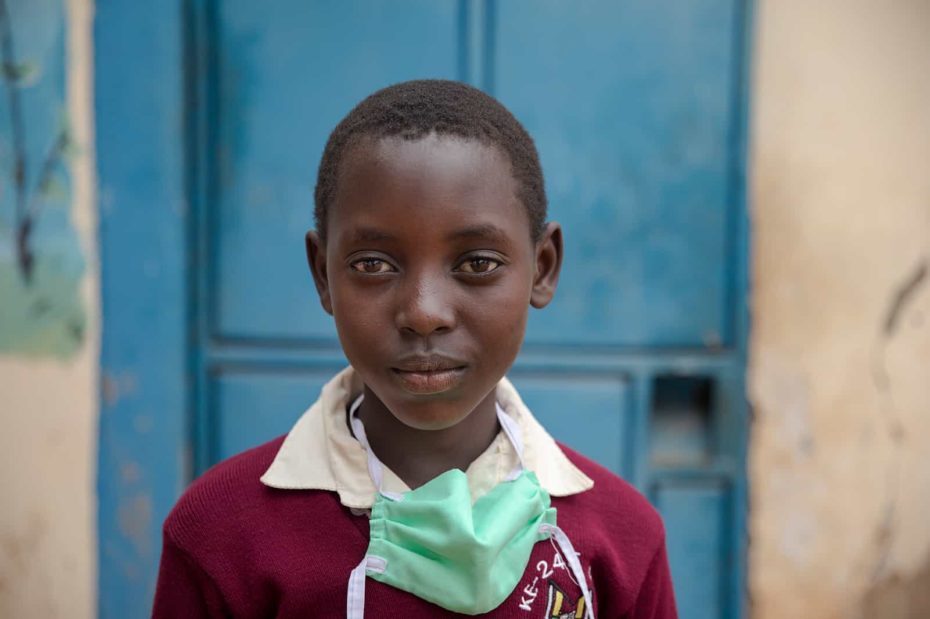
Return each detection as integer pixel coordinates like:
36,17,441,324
98,2,751,617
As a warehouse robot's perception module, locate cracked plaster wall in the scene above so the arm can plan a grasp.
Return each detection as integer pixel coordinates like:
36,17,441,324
0,1,96,617
749,1,930,618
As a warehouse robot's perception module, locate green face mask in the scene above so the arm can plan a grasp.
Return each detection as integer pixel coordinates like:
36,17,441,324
346,397,594,617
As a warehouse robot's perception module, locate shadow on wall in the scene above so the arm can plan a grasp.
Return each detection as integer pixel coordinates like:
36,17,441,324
861,553,930,619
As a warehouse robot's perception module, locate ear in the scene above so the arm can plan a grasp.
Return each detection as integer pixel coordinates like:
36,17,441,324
305,230,334,315
530,222,563,309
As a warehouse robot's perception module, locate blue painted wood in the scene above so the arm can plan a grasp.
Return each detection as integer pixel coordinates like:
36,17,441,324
654,479,732,619
212,368,341,460
97,1,754,617
209,0,743,351
726,2,754,616
96,1,187,617
495,0,738,349
213,0,461,342
510,372,632,477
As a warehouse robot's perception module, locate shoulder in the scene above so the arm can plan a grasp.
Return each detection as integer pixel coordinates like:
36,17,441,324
162,436,289,550
554,442,665,550
554,445,677,617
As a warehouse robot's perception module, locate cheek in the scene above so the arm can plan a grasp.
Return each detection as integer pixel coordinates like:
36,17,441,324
333,314,392,383
473,278,531,351
495,264,535,317
329,280,389,354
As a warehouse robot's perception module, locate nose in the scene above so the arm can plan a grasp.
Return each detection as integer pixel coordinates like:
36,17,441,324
394,271,456,337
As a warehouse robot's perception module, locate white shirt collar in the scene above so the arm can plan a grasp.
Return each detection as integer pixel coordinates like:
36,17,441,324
260,366,594,508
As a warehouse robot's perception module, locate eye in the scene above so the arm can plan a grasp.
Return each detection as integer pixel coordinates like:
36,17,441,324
350,258,395,274
456,256,502,274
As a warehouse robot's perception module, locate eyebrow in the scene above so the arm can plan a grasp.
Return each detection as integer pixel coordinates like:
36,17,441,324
446,224,509,244
347,227,396,243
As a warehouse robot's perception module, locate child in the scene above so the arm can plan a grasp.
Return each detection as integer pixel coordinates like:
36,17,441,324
153,80,677,618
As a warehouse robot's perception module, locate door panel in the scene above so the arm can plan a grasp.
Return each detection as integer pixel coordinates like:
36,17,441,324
510,372,632,478
212,369,339,461
214,0,461,341
655,479,732,619
496,0,738,348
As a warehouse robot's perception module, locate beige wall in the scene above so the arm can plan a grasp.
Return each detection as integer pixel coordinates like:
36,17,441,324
749,1,930,618
0,1,97,618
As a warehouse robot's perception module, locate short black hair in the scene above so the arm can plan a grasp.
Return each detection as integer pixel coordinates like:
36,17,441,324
314,79,547,241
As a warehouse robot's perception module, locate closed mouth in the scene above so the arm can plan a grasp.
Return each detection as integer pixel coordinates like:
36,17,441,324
391,354,467,374
390,356,467,394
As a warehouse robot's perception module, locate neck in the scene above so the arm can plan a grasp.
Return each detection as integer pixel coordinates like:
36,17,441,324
356,387,500,489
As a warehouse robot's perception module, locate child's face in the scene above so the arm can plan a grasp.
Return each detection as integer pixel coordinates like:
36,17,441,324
307,134,562,431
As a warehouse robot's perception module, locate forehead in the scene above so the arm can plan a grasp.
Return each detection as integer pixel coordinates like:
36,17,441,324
329,134,530,243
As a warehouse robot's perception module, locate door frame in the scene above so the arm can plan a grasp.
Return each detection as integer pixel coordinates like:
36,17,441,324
96,2,189,617
96,2,756,617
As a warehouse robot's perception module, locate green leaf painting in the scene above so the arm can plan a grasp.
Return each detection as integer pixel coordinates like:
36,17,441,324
0,0,85,358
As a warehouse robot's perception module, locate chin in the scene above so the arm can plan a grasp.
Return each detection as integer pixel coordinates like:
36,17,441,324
358,367,498,432
386,398,474,431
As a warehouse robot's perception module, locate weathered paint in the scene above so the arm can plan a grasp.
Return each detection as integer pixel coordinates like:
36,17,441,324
0,0,96,617
749,1,930,617
95,0,187,616
0,0,85,358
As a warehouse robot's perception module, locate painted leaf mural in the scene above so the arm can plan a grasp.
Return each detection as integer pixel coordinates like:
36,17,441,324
0,0,85,358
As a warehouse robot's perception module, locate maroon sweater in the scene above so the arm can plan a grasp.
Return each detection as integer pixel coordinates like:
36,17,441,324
153,437,677,618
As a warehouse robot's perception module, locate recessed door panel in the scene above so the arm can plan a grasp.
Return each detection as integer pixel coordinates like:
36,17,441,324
655,479,731,619
213,1,460,341
495,0,739,347
510,372,631,477
212,369,336,460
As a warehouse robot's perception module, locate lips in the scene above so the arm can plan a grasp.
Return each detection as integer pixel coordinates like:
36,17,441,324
391,354,467,395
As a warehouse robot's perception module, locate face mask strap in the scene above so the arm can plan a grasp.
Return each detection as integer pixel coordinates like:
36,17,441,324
348,394,389,494
346,555,386,619
496,402,527,480
539,523,595,619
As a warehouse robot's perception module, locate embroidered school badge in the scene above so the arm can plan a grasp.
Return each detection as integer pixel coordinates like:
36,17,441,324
517,547,591,616
544,580,586,619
